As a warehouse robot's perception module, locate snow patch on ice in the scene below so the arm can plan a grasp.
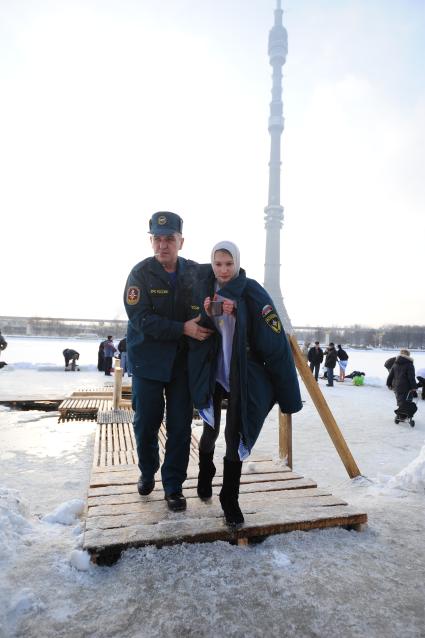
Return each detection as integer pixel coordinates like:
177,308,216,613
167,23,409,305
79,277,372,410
69,549,91,571
16,411,59,423
363,376,385,387
387,442,425,492
42,499,85,525
270,549,292,568
0,487,33,559
8,588,45,620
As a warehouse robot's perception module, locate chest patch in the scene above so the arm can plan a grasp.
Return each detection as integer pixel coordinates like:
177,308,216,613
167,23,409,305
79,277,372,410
127,286,140,305
264,312,281,334
150,289,169,295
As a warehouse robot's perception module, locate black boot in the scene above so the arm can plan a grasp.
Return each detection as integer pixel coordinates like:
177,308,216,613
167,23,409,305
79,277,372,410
219,458,244,528
197,451,216,500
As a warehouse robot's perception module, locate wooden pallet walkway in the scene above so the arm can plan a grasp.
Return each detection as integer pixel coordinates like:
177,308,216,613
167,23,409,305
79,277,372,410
83,417,367,564
58,386,132,421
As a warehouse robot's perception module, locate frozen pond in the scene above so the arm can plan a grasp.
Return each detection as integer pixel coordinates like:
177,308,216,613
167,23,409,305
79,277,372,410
0,339,424,637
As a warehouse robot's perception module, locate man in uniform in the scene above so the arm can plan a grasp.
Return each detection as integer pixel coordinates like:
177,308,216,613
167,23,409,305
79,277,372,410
124,212,212,511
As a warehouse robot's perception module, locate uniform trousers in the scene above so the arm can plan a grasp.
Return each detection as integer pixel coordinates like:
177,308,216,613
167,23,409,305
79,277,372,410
132,352,193,495
198,382,241,462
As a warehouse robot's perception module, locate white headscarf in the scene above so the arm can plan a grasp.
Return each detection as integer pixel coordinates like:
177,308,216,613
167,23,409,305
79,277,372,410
211,241,241,281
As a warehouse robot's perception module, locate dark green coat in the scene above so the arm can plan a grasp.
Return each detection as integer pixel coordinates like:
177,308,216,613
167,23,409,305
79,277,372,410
189,268,302,454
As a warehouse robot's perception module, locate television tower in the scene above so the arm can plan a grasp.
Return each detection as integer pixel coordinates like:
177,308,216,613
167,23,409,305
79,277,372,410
263,0,292,332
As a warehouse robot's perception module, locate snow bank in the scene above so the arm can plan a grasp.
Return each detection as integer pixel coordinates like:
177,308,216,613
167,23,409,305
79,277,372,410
387,442,425,492
4,362,97,372
42,499,85,525
0,487,33,559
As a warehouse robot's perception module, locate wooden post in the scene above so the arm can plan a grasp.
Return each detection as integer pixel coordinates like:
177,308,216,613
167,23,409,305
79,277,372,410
113,357,122,410
288,333,361,479
279,410,292,469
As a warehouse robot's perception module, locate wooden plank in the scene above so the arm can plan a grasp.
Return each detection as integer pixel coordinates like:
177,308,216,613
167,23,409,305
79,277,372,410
92,424,101,469
100,424,106,468
88,486,332,509
87,492,346,521
83,506,367,560
89,469,303,488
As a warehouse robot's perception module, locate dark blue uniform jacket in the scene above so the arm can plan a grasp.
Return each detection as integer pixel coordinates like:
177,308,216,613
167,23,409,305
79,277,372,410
124,256,202,382
189,268,302,454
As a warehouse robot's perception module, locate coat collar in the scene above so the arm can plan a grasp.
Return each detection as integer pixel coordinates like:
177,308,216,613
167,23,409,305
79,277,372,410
148,256,185,285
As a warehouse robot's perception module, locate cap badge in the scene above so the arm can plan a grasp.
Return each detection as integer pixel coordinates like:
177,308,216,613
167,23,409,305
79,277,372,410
158,215,167,225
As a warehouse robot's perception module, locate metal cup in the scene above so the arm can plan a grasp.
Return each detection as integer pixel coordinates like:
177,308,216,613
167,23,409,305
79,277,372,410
210,300,223,316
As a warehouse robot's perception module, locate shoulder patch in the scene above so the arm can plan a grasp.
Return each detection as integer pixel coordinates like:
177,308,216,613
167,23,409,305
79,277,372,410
127,286,140,305
264,312,281,334
261,304,274,317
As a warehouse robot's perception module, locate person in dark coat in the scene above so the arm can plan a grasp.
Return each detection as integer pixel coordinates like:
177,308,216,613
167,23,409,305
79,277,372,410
188,241,302,527
386,349,417,407
384,356,396,373
118,336,132,376
324,343,338,386
63,348,79,371
416,367,425,400
0,330,7,363
124,211,212,512
308,341,324,381
102,337,117,376
97,340,105,371
337,344,349,382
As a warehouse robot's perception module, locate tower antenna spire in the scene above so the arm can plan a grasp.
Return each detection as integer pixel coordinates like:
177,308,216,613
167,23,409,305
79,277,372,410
263,0,292,331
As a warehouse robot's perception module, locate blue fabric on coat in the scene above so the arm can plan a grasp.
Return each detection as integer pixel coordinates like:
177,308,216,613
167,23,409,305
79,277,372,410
188,268,302,455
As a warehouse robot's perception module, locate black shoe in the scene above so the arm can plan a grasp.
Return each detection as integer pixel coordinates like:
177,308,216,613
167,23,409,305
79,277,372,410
326,384,332,387
197,451,216,500
137,476,155,496
165,492,187,512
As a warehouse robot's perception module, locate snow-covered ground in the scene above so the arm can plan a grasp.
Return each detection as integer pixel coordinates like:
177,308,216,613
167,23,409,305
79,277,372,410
0,340,424,638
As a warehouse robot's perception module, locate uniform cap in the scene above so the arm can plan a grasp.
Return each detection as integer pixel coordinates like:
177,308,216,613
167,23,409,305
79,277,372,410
149,211,183,235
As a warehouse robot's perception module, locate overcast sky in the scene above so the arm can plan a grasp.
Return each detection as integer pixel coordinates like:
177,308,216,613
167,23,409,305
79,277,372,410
1,0,424,327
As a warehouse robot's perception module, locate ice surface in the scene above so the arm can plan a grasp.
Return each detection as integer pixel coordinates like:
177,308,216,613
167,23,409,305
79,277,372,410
0,341,424,637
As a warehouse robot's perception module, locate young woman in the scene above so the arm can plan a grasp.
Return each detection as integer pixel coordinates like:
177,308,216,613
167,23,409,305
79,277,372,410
189,241,302,527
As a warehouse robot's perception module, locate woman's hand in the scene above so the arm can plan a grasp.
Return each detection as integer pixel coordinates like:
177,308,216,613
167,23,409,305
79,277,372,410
223,299,235,315
203,295,215,317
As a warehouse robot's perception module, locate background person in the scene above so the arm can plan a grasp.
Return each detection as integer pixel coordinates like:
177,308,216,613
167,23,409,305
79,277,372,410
62,348,79,371
102,336,117,376
301,340,310,362
0,330,7,361
97,340,105,371
386,349,417,407
124,211,212,512
308,341,324,381
189,241,302,527
337,344,349,382
118,336,131,376
416,367,425,400
324,343,338,386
